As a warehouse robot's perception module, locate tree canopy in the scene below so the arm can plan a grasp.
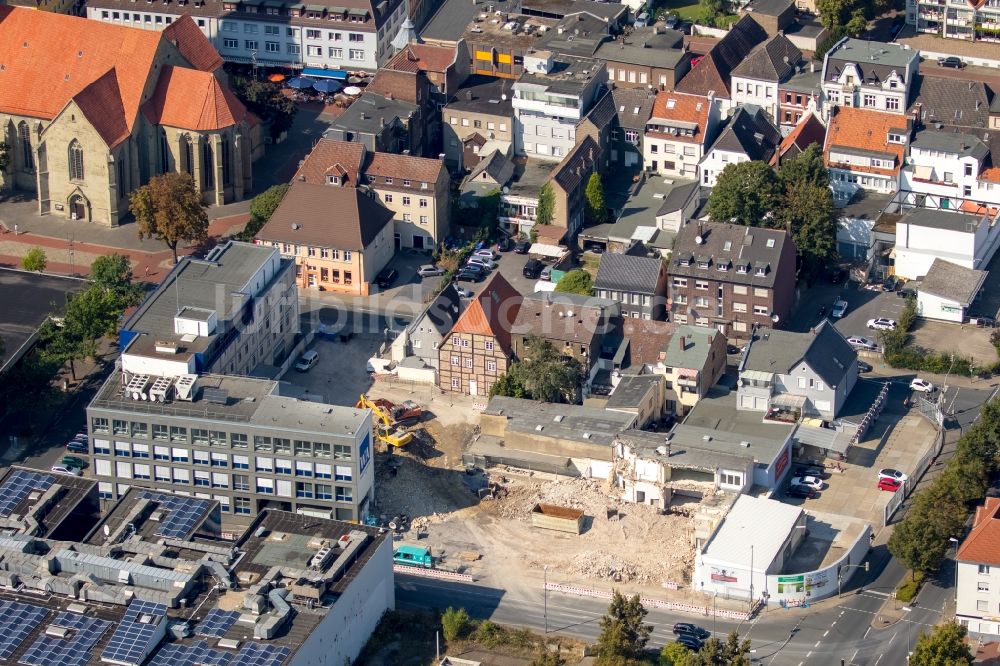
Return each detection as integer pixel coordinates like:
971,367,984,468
130,172,209,264
233,79,297,139
554,269,593,295
90,254,145,310
536,183,556,226
708,161,782,227
910,622,973,666
491,337,584,403
240,183,290,240
585,173,608,226
595,591,652,665
21,248,46,273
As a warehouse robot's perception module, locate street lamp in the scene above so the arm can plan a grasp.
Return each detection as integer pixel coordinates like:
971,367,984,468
543,564,548,634
838,560,870,598
713,592,718,636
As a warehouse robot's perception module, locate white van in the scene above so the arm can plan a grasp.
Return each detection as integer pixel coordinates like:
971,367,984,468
635,11,650,26
295,350,319,372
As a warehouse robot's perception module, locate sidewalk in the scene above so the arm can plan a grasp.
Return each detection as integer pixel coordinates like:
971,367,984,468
0,210,250,283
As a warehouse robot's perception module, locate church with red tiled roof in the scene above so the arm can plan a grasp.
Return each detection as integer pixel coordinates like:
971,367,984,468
0,7,259,226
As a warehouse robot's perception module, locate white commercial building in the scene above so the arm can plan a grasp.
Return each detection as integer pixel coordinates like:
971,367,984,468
893,208,1000,280
820,38,918,116
917,258,988,324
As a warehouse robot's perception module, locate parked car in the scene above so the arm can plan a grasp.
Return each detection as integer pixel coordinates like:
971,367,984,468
878,477,902,492
795,464,825,479
786,485,817,499
417,265,445,278
791,475,823,491
829,268,846,283
857,360,873,373
50,466,81,476
376,268,398,288
675,635,704,651
66,442,89,454
60,456,86,469
294,350,319,372
831,300,848,318
456,269,485,283
910,378,935,393
467,257,497,271
496,238,513,252
938,56,964,68
514,240,531,254
472,249,499,261
846,336,878,351
879,468,909,483
664,14,679,29
540,265,552,281
883,276,901,292
673,623,710,640
899,285,917,299
867,318,897,331
454,286,474,298
523,259,544,279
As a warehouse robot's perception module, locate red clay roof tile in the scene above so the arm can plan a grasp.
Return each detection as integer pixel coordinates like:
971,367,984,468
142,65,247,131
958,497,1000,565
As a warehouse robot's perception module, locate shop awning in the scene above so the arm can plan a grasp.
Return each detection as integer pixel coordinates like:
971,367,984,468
301,67,348,79
528,243,566,259
771,393,807,408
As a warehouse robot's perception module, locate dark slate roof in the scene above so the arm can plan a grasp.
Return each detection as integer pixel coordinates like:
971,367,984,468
675,15,767,97
909,75,993,130
910,129,990,161
549,135,599,193
920,258,988,305
422,0,518,42
521,0,627,22
670,222,792,289
657,180,701,216
708,105,781,162
446,75,515,115
611,86,656,132
418,283,464,336
466,149,515,185
824,38,917,86
582,87,617,131
594,252,664,294
900,208,984,231
743,0,793,16
535,12,610,57
731,34,801,83
328,92,418,135
593,28,687,68
743,321,856,388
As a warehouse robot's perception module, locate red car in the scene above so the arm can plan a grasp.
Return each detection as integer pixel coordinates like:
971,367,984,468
878,477,901,492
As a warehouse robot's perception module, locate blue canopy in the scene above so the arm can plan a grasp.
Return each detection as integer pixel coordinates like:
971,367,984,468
301,67,348,80
312,79,342,93
286,77,313,90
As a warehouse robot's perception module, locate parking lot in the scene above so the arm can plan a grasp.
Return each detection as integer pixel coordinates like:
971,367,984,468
780,380,937,524
282,334,382,407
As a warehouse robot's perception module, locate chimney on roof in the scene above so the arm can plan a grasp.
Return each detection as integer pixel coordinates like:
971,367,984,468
380,116,386,128
810,61,815,73
678,335,685,351
707,334,712,345
360,112,368,120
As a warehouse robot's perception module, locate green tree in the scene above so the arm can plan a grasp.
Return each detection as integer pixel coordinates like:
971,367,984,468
845,8,868,36
780,182,838,281
21,248,46,272
240,183,290,240
554,269,593,295
90,254,145,309
660,642,693,666
490,371,527,398
440,607,472,642
233,79,297,139
910,621,973,666
777,143,829,190
696,0,724,26
585,173,607,226
888,514,950,577
130,172,209,264
595,590,652,665
708,161,782,228
816,0,853,28
509,337,584,403
536,183,556,226
687,631,753,666
0,141,10,173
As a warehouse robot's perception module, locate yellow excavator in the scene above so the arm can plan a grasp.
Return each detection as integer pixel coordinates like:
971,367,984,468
356,394,414,448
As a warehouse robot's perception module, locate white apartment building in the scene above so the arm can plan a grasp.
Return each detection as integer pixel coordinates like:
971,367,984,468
729,34,802,123
698,105,780,187
86,0,407,71
899,129,1000,213
957,497,1000,636
907,0,1000,43
821,38,918,116
824,107,908,197
643,91,720,179
512,51,608,160
894,208,1000,280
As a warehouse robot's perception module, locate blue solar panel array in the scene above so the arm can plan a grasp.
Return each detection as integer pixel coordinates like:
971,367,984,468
0,470,54,517
148,641,234,666
196,609,241,638
19,612,111,666
0,600,48,659
99,599,167,666
231,643,292,666
137,491,213,539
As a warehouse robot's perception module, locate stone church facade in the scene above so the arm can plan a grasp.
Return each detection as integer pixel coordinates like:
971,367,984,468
0,7,260,226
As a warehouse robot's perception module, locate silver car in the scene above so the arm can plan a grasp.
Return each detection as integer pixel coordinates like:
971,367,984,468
417,264,445,278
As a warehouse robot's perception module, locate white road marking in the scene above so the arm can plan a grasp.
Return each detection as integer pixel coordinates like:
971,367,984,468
823,630,830,637
815,640,822,647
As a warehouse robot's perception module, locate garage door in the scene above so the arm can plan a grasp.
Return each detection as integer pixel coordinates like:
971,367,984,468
755,397,769,410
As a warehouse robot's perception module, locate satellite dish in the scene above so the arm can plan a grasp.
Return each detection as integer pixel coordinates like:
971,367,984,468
695,235,704,244
501,93,507,100
502,186,509,193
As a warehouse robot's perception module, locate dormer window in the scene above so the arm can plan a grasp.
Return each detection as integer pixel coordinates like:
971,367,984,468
403,179,412,187
679,257,691,267
766,238,775,248
736,264,748,274
755,267,767,276
698,260,710,269
385,177,393,184
717,261,729,272
888,133,905,144
367,175,376,183
327,175,340,185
